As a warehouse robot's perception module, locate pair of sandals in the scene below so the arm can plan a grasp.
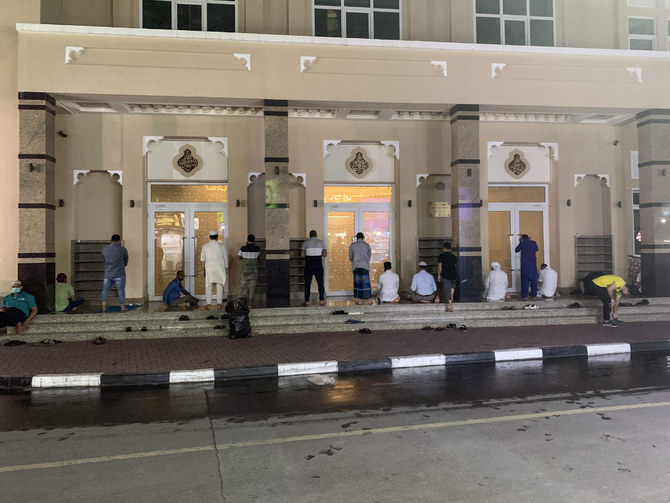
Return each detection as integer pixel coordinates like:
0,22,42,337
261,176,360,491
501,305,517,310
422,324,466,331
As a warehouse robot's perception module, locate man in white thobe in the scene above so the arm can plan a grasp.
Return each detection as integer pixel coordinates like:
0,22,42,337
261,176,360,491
377,261,400,303
200,230,228,310
484,262,509,301
538,263,559,298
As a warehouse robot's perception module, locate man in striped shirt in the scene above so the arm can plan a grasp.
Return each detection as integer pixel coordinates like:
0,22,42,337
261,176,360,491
238,234,261,308
301,230,328,306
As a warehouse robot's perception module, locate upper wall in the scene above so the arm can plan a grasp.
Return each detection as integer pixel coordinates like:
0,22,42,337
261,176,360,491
38,0,670,50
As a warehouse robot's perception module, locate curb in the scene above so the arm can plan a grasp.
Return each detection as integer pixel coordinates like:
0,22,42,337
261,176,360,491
2,340,670,390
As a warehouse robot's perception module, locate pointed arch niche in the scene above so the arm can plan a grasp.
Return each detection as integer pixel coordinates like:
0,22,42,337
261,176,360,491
247,173,306,238
417,174,452,238
574,174,612,236
73,170,122,239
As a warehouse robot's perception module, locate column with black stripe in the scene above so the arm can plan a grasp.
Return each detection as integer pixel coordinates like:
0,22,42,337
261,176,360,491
17,92,57,312
450,104,483,302
636,109,670,296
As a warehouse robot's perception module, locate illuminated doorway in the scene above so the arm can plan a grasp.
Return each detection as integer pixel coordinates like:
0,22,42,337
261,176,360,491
488,185,548,292
324,186,393,296
148,184,228,301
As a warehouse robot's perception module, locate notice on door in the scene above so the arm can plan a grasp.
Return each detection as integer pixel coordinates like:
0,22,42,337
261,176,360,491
428,202,451,218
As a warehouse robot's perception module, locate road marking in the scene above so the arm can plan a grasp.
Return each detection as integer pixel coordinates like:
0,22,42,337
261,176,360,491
2,400,670,473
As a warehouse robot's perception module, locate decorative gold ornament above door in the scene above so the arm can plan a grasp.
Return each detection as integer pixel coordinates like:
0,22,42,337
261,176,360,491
173,144,203,177
346,148,373,179
505,149,530,180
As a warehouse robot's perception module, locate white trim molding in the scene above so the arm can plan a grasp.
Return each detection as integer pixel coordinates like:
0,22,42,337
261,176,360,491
300,56,317,72
64,46,85,64
381,141,400,159
430,60,447,77
487,141,505,159
233,53,251,71
207,137,229,157
107,170,123,185
291,173,306,187
626,67,642,82
73,170,90,185
574,174,610,187
492,63,506,78
539,142,559,161
323,140,342,159
247,172,263,186
143,136,164,156
416,174,430,188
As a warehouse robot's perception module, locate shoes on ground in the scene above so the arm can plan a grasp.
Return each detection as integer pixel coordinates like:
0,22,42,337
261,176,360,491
178,315,190,321
568,302,581,308
446,323,458,330
358,328,372,334
332,310,348,315
93,336,107,345
345,319,364,324
610,318,624,325
3,340,26,346
421,326,433,330
206,315,217,320
636,299,650,306
458,324,468,331
523,304,538,310
602,320,618,327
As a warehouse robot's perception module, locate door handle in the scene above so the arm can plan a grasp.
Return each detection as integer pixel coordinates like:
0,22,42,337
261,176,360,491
192,236,198,276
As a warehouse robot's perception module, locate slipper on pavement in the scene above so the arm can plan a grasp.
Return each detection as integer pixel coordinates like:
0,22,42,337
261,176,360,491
3,340,26,346
345,319,364,324
93,336,107,345
178,315,190,321
332,310,349,315
568,302,581,308
141,327,148,332
358,328,372,334
458,325,468,331
125,327,132,332
421,326,433,330
524,304,538,310
206,315,217,320
213,325,226,330
447,323,458,330
635,299,650,306
220,314,229,320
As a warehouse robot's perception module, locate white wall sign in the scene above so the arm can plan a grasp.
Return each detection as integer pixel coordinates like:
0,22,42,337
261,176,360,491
146,138,228,181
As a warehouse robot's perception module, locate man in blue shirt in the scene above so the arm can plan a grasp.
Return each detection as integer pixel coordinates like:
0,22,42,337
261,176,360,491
410,261,439,303
514,234,539,300
163,271,198,311
0,280,38,335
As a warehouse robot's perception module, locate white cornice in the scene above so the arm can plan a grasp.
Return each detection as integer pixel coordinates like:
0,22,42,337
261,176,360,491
16,23,670,61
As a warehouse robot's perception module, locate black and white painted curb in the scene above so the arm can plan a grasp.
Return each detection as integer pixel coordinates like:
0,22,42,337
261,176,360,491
3,340,670,390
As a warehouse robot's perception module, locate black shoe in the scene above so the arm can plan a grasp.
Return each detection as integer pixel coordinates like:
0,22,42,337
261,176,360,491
568,302,581,308
359,328,372,334
178,315,190,321
636,299,650,306
206,315,217,320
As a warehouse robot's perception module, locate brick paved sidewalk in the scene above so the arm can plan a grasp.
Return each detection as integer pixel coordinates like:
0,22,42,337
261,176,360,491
1,321,669,377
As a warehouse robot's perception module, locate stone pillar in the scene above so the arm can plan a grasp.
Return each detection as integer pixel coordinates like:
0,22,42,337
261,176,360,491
264,99,291,307
450,104,483,302
18,92,56,312
636,109,670,296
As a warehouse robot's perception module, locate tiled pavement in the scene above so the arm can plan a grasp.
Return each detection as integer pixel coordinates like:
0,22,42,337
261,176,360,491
1,321,669,382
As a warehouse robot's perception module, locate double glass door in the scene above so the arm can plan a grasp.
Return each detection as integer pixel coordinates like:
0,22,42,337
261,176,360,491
488,203,547,292
149,203,227,300
325,203,393,295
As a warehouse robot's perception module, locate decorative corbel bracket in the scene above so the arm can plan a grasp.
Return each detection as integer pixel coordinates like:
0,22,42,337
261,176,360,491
73,170,90,185
107,170,123,186
430,61,447,78
492,63,506,78
539,142,559,161
300,56,317,73
143,136,164,156
626,67,642,83
416,174,430,188
323,140,342,159
234,53,251,71
487,141,505,159
207,137,229,157
65,46,85,64
291,173,307,187
381,141,400,159
247,172,263,186
574,174,610,187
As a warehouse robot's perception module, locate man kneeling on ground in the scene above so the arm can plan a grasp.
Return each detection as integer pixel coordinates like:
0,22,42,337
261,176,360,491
55,273,85,312
163,271,199,311
0,281,38,335
410,261,438,303
377,261,400,303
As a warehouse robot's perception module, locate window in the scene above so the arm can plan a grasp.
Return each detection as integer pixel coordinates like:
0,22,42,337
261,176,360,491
633,189,641,255
475,0,554,46
142,0,236,32
627,0,655,7
628,17,655,50
314,0,401,40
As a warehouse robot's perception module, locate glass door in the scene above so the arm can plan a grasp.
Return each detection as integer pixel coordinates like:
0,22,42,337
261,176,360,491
488,203,547,293
325,203,393,295
149,203,227,300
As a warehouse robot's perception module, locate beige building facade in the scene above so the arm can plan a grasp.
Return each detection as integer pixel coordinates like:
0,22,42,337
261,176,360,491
2,0,670,310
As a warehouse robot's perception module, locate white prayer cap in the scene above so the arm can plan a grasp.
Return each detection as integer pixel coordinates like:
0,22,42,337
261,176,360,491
491,262,501,270
209,230,218,237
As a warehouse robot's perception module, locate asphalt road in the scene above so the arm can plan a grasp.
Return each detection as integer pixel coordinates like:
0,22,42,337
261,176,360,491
2,352,670,502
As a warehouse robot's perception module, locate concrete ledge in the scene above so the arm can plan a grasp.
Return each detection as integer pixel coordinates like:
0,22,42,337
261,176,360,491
2,339,670,390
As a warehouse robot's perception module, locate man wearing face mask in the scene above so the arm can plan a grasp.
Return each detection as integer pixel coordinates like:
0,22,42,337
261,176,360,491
0,281,38,335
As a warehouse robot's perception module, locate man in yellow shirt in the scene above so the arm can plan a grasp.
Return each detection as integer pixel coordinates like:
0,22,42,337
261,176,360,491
592,275,629,327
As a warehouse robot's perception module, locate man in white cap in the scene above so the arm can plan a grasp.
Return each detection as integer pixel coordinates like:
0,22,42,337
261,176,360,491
484,262,509,301
200,230,228,310
410,261,438,303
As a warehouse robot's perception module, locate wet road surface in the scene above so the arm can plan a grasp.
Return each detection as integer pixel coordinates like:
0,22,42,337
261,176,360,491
2,352,670,502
